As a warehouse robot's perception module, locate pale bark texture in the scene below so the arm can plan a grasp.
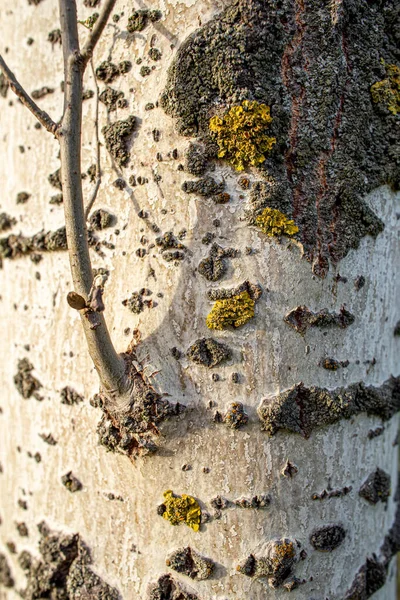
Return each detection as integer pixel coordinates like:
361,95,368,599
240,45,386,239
0,1,399,599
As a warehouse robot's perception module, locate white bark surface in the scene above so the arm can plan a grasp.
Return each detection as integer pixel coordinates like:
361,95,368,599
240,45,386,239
0,1,399,598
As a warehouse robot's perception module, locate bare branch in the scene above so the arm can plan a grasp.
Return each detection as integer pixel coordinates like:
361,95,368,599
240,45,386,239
58,0,126,394
85,59,102,219
81,0,117,69
0,55,58,135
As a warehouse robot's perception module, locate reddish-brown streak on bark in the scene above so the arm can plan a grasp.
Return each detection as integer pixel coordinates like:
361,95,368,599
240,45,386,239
281,0,307,220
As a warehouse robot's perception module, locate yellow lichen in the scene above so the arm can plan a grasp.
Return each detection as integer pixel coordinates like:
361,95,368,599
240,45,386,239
162,490,201,532
206,291,255,330
209,100,276,171
371,62,400,115
255,207,299,237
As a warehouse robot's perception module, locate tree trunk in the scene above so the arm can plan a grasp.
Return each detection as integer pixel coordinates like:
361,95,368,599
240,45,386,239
0,0,399,599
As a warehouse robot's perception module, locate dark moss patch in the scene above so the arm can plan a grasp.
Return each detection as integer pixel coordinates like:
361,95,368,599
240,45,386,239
99,86,128,112
312,486,352,501
16,191,31,204
0,72,9,98
48,29,62,46
235,494,271,509
94,351,183,459
161,0,398,276
182,176,224,199
258,376,400,438
89,208,115,230
187,338,231,368
284,305,355,335
60,386,84,406
223,402,248,429
96,60,132,84
127,9,162,33
320,357,349,370
198,243,238,282
0,553,14,588
0,213,16,232
166,547,214,580
155,231,186,262
310,524,346,552
0,227,68,261
19,521,121,599
31,86,54,99
238,538,300,589
102,116,136,167
359,468,391,505
48,168,62,190
14,359,42,400
61,471,82,493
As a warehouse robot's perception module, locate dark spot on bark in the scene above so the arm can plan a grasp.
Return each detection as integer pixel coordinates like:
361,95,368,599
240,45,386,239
182,176,225,199
320,357,349,370
235,494,271,509
281,460,298,478
207,280,262,302
310,524,346,552
113,178,126,189
16,191,31,204
140,66,151,77
198,243,238,282
16,522,29,537
14,359,42,400
166,547,214,580
0,553,14,588
49,193,63,205
367,427,384,440
31,86,54,99
394,320,400,336
284,305,355,335
354,276,366,291
83,89,95,101
83,0,100,6
18,499,28,510
48,168,62,190
39,432,57,445
48,29,62,46
147,573,199,600
0,73,9,98
102,115,136,167
19,522,121,599
238,538,300,589
61,472,82,493
0,213,16,232
187,338,231,368
201,232,215,245
258,376,400,437
184,142,214,176
0,227,75,262
149,48,162,61
99,87,128,112
223,402,248,429
96,60,131,84
359,468,391,505
155,231,186,262
312,486,352,501
344,555,387,599
60,386,84,406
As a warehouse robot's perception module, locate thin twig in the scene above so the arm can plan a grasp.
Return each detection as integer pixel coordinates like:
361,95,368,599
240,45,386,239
85,58,102,219
81,0,117,69
0,55,58,135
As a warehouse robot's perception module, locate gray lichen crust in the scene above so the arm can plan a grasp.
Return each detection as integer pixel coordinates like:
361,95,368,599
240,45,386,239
147,573,199,600
258,376,400,437
238,538,301,589
359,468,391,505
161,0,399,276
166,547,214,580
18,521,120,599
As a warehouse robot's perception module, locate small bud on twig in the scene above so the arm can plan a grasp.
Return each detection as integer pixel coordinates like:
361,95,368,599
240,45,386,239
67,291,87,310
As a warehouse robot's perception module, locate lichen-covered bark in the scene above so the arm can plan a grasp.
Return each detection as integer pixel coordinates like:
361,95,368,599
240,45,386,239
0,1,399,599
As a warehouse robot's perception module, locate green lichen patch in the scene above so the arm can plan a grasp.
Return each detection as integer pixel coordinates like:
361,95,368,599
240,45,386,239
102,116,136,167
284,305,354,335
206,291,255,330
161,0,398,276
255,207,298,237
99,87,128,112
258,376,400,438
127,9,162,33
166,547,214,580
187,338,231,368
161,490,201,532
371,62,400,115
209,100,276,171
18,522,121,599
